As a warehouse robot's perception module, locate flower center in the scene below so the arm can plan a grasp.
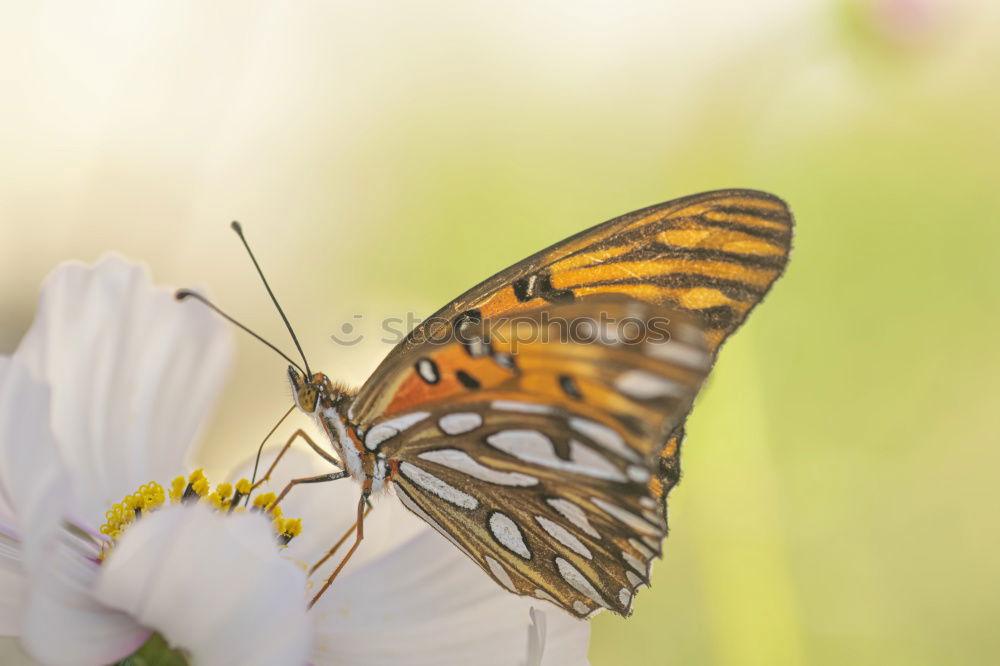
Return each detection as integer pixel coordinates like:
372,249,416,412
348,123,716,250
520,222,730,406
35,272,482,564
99,469,302,558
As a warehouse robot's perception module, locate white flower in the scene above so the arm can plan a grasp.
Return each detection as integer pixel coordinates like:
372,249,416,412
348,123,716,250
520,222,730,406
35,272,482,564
94,503,312,665
0,256,311,665
240,448,591,666
0,255,590,665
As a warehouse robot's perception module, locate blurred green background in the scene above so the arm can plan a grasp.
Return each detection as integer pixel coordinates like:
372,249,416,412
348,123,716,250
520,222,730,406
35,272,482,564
2,1,998,664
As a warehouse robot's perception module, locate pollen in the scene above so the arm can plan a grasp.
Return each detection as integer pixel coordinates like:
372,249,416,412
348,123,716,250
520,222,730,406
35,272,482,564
98,471,302,559
252,492,278,512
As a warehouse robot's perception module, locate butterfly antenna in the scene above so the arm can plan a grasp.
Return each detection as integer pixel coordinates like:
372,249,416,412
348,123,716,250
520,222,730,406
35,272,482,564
175,289,306,375
230,221,313,378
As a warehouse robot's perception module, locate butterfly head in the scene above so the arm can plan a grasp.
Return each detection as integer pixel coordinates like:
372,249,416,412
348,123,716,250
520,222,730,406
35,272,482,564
288,366,334,414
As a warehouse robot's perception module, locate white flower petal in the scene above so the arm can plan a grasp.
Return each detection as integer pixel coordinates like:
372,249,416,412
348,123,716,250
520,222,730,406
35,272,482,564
94,504,313,666
232,447,589,665
0,359,70,560
0,358,14,526
523,607,547,666
0,359,145,658
311,520,589,665
534,605,589,666
21,528,149,666
12,256,232,521
0,524,23,635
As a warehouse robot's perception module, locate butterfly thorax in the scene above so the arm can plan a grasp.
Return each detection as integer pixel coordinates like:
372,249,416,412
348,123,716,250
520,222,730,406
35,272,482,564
287,367,392,494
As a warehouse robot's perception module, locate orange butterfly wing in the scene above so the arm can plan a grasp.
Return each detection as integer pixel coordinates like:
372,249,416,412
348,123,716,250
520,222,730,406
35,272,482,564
393,189,788,348
354,299,710,616
353,188,792,422
340,190,792,616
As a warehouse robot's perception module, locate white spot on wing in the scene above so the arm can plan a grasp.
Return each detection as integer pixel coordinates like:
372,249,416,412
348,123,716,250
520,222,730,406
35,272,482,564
572,600,590,615
600,320,624,345
365,411,430,450
417,449,539,487
394,486,473,559
622,550,647,575
437,412,483,435
491,400,552,415
619,587,632,607
642,509,665,526
494,353,516,369
646,339,710,369
365,425,399,451
674,322,704,346
489,512,531,559
639,496,658,510
568,440,627,481
615,370,689,400
627,465,651,482
592,497,664,536
385,411,431,430
624,301,646,320
485,555,517,592
555,557,606,606
416,358,438,383
398,462,478,509
465,337,490,358
364,424,397,449
535,516,592,559
486,430,626,481
626,571,645,589
546,498,601,539
568,418,640,463
629,538,654,559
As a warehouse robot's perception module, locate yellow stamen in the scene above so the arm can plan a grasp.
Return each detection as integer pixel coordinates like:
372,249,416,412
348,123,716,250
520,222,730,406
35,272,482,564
283,518,302,538
253,492,277,511
98,471,302,559
169,476,186,502
191,478,208,497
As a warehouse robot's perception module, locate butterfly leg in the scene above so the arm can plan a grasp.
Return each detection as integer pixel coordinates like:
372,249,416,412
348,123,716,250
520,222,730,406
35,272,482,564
269,470,350,510
252,428,341,492
309,490,370,608
308,498,374,576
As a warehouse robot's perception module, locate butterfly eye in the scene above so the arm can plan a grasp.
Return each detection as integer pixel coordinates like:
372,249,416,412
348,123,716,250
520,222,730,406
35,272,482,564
297,387,319,412
287,366,319,412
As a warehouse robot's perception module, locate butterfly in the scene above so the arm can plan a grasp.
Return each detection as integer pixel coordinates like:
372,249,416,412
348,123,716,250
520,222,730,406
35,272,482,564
238,188,792,618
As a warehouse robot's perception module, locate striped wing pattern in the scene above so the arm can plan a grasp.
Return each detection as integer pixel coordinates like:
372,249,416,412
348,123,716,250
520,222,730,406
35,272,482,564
341,190,792,617
357,300,711,616
367,188,793,378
